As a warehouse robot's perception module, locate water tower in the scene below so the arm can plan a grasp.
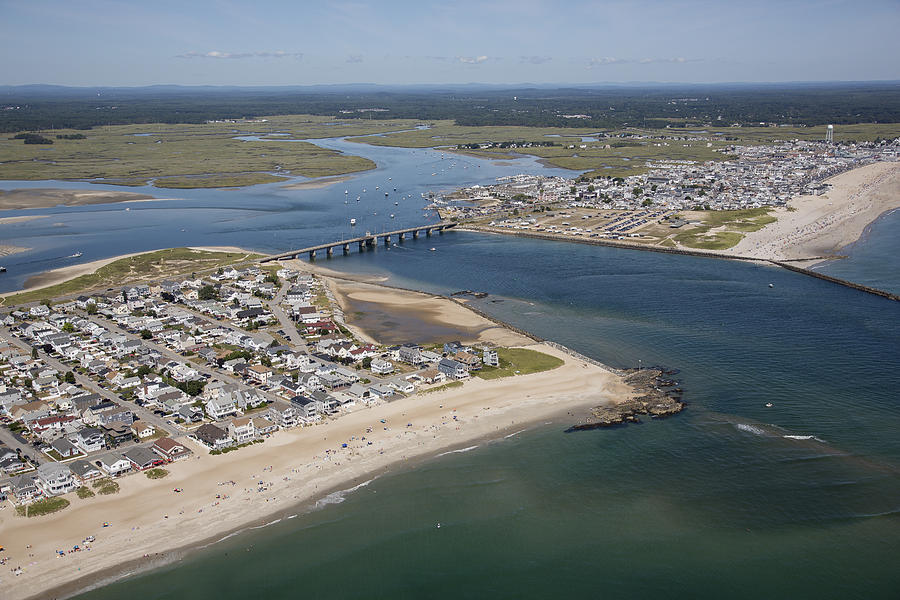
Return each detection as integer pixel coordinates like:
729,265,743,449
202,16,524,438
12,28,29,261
825,124,834,143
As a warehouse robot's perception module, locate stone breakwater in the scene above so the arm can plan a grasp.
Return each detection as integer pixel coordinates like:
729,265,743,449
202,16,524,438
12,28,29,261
566,368,685,431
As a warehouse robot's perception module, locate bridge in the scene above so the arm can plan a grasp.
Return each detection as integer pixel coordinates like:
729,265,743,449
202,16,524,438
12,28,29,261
260,222,459,262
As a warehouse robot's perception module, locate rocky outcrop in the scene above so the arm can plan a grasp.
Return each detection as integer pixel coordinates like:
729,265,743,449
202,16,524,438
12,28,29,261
567,368,685,431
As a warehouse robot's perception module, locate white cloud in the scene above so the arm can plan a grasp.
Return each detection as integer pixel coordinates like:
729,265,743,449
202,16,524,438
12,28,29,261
520,55,552,64
177,50,302,59
457,55,489,64
588,56,698,68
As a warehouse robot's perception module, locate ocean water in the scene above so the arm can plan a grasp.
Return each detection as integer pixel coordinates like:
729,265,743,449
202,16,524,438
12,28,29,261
75,232,900,600
815,208,900,295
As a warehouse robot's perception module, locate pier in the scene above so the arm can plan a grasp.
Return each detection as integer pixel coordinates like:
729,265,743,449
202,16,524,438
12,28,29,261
260,222,458,262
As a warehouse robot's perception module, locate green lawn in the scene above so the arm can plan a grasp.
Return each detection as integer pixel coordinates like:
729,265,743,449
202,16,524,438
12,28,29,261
419,380,464,395
475,348,564,380
16,497,70,517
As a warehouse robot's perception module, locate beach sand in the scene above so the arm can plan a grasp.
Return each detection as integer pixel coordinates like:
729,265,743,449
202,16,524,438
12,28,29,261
280,175,353,191
0,342,629,600
0,189,155,210
728,161,900,263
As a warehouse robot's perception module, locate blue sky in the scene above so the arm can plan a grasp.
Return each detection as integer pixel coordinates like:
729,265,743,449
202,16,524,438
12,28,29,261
1,0,898,86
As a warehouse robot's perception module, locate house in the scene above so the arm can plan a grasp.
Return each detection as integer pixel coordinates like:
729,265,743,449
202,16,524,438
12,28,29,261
228,417,255,444
35,463,78,496
101,421,133,446
205,395,237,420
72,427,105,453
483,349,499,367
398,346,426,365
123,446,165,471
48,437,80,459
194,423,231,451
419,369,446,384
289,395,322,422
438,358,469,380
246,364,273,385
69,459,104,484
252,416,277,435
370,358,394,375
152,437,192,462
10,474,39,502
267,404,298,429
177,404,204,423
454,351,483,371
130,420,156,439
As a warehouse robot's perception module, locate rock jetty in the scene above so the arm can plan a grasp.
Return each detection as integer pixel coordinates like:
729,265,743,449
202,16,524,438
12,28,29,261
567,368,685,431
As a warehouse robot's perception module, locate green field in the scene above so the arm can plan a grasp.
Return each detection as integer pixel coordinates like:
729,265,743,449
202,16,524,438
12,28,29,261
0,115,425,188
2,247,261,306
476,348,564,380
672,208,777,250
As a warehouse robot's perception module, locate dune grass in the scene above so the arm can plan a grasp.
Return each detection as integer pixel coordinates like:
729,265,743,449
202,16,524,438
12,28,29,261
16,497,70,517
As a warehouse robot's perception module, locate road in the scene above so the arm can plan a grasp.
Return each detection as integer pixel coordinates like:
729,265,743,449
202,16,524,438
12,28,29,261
0,328,172,435
267,283,307,348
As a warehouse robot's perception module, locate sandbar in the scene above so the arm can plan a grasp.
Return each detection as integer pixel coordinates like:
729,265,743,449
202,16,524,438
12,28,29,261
280,175,353,191
0,188,155,210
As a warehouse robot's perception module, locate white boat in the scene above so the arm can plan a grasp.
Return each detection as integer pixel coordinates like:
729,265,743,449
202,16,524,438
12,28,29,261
429,248,436,252
70,252,83,258
390,214,395,218
350,218,357,226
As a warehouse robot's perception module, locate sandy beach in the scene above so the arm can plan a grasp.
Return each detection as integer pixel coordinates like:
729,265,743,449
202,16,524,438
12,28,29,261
0,215,48,226
728,161,900,263
0,340,629,600
0,189,155,210
280,175,353,191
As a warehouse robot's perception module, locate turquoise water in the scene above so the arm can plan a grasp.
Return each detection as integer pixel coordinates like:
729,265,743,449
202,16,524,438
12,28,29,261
75,232,900,600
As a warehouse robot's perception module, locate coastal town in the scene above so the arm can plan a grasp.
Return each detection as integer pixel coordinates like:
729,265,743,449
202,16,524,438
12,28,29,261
438,134,900,241
0,264,511,513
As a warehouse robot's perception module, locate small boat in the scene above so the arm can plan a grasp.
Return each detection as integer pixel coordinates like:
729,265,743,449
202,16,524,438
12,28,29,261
70,252,83,258
390,214,395,218
394,202,399,205
765,403,773,408
385,192,389,197
0,266,6,273
429,247,436,252
350,218,357,226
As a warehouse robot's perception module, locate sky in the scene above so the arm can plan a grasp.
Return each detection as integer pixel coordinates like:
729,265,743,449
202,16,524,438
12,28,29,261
1,0,898,87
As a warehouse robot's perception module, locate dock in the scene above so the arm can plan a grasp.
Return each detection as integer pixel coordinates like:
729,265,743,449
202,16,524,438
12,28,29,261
260,222,458,262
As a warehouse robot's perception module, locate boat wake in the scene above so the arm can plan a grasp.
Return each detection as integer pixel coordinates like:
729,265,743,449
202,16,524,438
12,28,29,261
734,423,767,436
783,434,826,443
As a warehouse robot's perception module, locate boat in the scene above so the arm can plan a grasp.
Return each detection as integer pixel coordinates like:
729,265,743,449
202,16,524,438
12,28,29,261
765,403,773,407
394,201,399,205
429,247,436,252
390,214,395,218
768,283,774,288
70,252,83,258
350,218,357,226
0,266,6,273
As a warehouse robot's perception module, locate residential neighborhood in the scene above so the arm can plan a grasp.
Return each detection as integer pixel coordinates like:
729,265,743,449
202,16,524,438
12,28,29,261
0,265,500,506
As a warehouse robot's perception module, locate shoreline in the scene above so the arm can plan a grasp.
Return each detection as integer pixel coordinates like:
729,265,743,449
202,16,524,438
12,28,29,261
280,175,354,191
5,341,629,600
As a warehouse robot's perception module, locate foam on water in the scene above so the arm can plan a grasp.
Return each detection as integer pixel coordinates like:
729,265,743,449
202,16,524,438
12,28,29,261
436,445,479,457
734,423,767,436
314,478,375,509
